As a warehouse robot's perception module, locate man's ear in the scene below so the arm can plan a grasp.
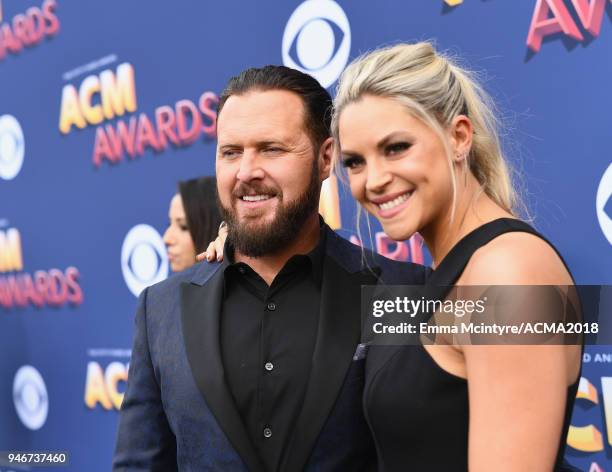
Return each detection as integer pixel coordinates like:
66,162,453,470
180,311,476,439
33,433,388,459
318,137,334,181
449,115,473,163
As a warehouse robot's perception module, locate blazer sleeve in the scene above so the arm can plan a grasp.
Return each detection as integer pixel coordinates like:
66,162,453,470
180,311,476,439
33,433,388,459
112,287,178,472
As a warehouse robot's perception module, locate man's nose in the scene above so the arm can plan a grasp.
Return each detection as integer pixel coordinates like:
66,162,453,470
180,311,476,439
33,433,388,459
236,152,265,182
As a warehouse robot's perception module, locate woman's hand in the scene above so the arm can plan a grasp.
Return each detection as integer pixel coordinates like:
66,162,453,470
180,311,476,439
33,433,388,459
196,222,228,262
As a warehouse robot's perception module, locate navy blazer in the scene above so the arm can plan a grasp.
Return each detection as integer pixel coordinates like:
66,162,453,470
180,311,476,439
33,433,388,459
113,225,428,472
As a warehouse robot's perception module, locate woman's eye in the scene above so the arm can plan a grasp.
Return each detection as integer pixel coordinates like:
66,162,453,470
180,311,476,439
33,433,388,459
179,224,189,231
386,142,411,155
341,156,364,170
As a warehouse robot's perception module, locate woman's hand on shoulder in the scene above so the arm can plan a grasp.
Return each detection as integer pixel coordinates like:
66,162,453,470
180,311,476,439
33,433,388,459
196,222,228,263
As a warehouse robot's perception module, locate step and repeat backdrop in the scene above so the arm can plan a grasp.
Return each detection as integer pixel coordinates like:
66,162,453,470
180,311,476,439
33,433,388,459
0,0,611,470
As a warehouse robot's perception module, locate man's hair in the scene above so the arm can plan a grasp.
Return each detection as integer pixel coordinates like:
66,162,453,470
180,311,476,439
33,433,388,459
218,65,332,150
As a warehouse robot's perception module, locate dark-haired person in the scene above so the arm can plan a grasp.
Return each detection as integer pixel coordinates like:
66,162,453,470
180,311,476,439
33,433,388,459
112,65,427,472
163,176,222,272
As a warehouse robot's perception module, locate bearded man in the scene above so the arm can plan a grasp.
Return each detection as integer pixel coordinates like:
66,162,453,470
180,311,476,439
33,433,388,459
113,66,427,472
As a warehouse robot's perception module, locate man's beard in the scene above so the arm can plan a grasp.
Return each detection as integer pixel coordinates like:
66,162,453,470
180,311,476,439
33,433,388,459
217,161,320,258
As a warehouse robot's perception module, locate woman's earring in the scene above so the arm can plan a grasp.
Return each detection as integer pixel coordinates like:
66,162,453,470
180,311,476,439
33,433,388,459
456,151,469,185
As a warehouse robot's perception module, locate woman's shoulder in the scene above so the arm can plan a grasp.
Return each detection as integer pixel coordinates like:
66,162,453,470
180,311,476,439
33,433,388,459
458,230,572,285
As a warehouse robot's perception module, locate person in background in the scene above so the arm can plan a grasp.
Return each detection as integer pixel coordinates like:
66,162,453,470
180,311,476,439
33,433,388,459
163,176,222,272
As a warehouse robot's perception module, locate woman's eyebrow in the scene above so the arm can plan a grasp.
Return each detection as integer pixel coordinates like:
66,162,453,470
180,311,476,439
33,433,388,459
376,131,411,150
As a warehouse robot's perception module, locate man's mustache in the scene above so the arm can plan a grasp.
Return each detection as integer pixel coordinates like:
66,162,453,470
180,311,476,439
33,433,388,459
232,182,281,198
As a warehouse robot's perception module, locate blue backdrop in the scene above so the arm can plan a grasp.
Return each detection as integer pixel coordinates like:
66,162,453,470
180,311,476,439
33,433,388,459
1,1,611,470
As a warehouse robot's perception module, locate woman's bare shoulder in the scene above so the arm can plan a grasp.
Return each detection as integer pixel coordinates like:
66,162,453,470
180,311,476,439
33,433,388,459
458,231,572,285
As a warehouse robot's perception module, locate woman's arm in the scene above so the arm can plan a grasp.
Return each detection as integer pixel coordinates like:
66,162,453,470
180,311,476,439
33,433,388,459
459,232,580,471
465,343,568,471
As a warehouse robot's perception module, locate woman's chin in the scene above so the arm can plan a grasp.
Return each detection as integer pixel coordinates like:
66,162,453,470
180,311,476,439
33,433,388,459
380,220,418,242
364,202,420,242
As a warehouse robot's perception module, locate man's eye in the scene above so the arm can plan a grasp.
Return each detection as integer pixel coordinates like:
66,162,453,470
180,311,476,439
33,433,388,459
264,147,283,154
222,150,241,158
386,142,411,155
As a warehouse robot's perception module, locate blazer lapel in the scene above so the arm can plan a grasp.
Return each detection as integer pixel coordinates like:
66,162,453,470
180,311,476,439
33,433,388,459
181,267,264,472
281,256,379,472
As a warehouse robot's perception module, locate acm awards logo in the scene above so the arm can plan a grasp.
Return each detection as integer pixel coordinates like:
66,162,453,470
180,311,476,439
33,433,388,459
0,0,59,62
444,0,609,54
282,0,351,89
526,0,610,52
0,226,83,309
567,370,612,472
121,224,168,297
0,114,24,180
568,375,612,453
58,61,219,168
84,349,130,411
84,361,128,411
13,365,49,430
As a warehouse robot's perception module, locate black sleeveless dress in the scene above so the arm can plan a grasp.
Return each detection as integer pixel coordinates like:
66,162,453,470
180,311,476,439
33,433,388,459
363,218,581,471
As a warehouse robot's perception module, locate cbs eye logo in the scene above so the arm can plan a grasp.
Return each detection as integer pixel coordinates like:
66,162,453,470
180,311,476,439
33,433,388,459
0,115,25,181
282,0,351,89
13,365,49,431
596,163,612,246
121,224,168,297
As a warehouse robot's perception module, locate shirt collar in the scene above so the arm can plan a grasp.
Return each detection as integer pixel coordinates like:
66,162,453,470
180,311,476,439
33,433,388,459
223,216,327,286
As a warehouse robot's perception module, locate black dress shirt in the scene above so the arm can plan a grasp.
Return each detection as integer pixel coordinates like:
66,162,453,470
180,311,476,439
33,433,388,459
220,226,326,472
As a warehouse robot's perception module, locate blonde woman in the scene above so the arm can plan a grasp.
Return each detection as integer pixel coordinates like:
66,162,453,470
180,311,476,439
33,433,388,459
332,42,580,471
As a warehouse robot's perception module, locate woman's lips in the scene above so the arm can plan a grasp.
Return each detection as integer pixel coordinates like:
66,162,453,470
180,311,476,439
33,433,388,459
371,191,413,219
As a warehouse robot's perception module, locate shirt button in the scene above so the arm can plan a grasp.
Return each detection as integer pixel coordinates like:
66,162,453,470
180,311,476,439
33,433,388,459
238,267,246,274
263,427,272,439
267,302,276,311
265,362,274,371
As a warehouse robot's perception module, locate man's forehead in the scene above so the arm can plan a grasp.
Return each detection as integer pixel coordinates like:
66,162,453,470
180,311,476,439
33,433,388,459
217,89,306,142
223,88,303,109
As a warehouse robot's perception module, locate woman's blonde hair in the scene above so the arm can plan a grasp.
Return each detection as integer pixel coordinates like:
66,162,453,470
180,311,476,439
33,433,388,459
331,41,522,220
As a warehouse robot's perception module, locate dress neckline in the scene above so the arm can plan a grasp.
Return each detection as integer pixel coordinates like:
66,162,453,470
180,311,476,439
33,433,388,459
427,217,536,287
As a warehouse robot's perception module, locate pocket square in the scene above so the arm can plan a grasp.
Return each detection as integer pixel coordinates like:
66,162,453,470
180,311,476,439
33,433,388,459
352,342,371,361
